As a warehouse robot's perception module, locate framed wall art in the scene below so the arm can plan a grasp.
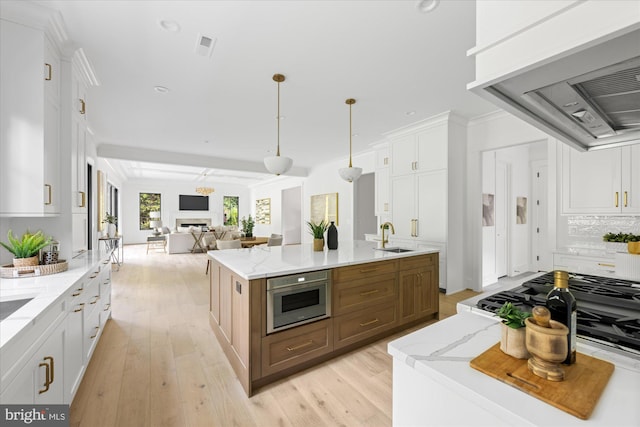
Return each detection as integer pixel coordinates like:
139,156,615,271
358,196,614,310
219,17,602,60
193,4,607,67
256,198,271,224
310,192,339,225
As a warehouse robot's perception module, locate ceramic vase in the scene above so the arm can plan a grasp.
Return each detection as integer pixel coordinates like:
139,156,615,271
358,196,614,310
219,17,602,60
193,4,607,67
499,323,529,359
313,238,324,251
327,221,338,250
107,223,116,238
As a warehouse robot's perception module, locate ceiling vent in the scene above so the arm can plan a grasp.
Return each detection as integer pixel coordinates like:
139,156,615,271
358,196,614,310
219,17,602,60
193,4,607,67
195,33,216,58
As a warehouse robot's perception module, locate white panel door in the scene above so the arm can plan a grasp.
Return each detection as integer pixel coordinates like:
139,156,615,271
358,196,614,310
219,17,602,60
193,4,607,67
622,145,640,214
391,175,416,239
495,161,508,278
390,135,416,177
416,124,447,172
416,170,447,242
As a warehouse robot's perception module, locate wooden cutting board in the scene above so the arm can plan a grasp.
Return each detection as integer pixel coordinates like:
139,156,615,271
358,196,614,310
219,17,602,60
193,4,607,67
470,343,614,420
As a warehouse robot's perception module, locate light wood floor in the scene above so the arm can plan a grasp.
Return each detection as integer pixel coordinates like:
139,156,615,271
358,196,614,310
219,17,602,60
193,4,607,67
69,245,478,427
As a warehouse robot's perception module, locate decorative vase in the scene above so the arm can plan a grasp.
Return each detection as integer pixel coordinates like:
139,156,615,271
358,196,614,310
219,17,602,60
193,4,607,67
313,238,324,251
13,255,39,268
107,223,116,238
327,221,338,250
628,242,640,254
499,323,529,359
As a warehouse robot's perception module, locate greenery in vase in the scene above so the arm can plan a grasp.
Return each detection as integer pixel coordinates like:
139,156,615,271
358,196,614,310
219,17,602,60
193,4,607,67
496,302,531,329
102,213,117,225
306,220,328,239
241,215,255,236
602,232,640,243
0,230,52,259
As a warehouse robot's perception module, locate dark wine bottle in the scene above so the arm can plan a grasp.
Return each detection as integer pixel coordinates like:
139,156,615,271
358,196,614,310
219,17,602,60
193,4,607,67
546,270,577,365
327,221,338,250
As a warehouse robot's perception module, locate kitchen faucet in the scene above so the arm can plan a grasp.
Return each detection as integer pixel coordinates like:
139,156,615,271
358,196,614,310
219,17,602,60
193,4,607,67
380,222,395,248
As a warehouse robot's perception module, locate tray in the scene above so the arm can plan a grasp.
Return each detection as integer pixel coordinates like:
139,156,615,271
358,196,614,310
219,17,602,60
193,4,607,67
0,260,68,278
470,342,614,420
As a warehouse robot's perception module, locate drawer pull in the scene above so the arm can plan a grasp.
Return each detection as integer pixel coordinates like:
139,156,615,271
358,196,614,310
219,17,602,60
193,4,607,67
72,288,83,297
359,318,380,327
90,327,100,339
73,303,85,313
598,263,615,268
103,303,111,311
38,356,54,394
89,274,98,279
90,296,100,305
286,340,314,352
359,289,380,296
359,268,378,273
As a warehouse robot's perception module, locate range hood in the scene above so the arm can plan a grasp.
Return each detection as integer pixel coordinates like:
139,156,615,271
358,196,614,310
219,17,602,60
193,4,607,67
470,28,640,152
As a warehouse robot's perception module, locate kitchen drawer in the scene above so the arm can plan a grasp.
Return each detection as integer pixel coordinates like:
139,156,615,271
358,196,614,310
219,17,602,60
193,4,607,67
399,253,436,270
333,302,397,350
333,260,397,282
83,303,101,361
261,319,333,377
333,273,396,315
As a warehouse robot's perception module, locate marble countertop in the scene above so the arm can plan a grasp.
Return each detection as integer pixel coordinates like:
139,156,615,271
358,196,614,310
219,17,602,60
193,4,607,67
207,240,439,280
388,312,640,426
0,250,109,349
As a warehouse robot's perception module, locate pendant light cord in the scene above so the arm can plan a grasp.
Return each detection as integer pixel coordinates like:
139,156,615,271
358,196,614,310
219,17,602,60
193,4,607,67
277,79,281,157
349,101,353,167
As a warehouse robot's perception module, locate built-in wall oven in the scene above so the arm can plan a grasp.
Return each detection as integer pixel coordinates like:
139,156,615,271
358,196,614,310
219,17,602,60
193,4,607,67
266,270,331,334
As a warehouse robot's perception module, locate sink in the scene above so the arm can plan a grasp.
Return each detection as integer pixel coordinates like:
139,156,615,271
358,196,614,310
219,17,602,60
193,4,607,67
375,247,413,253
0,298,33,321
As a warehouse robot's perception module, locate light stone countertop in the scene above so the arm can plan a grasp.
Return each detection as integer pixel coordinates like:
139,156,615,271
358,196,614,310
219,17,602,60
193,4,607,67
0,250,109,349
388,312,640,426
207,240,439,280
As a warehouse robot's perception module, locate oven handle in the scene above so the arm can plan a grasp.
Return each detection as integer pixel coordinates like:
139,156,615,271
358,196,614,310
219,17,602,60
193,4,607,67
267,280,328,294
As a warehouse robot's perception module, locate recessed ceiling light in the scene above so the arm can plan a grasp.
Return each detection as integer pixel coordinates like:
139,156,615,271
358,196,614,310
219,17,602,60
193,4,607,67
405,111,416,116
416,0,440,13
154,86,170,94
159,20,180,32
352,133,359,137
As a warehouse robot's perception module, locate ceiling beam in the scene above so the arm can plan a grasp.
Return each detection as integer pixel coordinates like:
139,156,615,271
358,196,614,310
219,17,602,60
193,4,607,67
97,144,308,177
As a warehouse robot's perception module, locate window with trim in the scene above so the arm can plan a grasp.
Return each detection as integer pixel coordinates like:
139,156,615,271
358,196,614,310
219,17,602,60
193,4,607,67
140,193,161,230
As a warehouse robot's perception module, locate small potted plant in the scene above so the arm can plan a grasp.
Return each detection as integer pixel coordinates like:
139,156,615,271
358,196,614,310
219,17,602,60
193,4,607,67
241,215,255,239
307,220,328,251
603,232,640,254
102,213,117,238
0,229,52,267
496,302,531,359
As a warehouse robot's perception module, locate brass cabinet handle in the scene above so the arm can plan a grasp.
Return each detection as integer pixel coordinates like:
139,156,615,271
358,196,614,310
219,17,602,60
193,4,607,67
79,98,86,115
45,63,52,81
90,296,100,305
73,303,85,313
286,340,313,352
624,191,628,207
90,327,100,339
383,157,388,165
359,289,380,296
44,184,52,205
38,361,51,394
45,356,54,384
414,219,418,237
359,318,380,327
598,263,615,268
615,192,619,207
383,202,388,212
359,267,378,273
103,303,111,311
79,191,86,207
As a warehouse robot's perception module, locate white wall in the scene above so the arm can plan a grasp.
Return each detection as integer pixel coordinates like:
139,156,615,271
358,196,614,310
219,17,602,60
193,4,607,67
250,177,305,239
121,179,250,244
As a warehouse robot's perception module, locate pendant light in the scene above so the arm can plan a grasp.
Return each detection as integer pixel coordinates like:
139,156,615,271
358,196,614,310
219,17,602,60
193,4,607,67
338,98,362,182
264,73,293,175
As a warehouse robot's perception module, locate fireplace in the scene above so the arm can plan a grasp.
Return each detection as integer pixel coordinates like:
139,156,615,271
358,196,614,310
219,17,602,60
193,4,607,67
176,218,212,228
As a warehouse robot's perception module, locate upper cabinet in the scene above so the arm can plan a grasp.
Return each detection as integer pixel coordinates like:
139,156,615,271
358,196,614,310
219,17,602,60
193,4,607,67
391,124,447,177
560,144,640,215
374,145,390,217
0,17,60,216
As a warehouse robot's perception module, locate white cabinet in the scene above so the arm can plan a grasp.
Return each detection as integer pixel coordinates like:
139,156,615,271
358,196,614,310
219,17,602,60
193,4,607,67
374,145,390,217
561,144,640,214
0,19,60,216
391,124,447,177
72,213,88,253
0,320,65,404
71,67,88,214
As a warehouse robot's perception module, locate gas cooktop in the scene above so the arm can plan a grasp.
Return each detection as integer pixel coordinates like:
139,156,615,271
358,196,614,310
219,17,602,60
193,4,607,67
477,271,640,358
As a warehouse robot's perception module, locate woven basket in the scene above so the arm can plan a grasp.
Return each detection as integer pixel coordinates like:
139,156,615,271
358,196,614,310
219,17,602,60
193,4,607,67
12,255,39,267
1,260,68,279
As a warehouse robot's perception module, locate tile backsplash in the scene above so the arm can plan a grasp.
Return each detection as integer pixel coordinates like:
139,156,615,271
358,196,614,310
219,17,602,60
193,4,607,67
565,215,640,250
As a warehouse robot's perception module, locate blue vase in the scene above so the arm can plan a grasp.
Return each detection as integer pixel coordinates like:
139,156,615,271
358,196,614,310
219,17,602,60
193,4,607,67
327,221,338,250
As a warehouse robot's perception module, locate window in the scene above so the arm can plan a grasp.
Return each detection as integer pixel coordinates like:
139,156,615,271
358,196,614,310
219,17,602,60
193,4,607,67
223,196,239,226
140,193,161,230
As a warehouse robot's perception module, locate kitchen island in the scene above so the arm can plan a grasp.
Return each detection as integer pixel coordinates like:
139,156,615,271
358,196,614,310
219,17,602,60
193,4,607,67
388,312,640,426
207,240,439,396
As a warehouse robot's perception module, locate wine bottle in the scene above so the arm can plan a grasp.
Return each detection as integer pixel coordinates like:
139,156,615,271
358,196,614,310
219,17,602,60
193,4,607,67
546,270,577,365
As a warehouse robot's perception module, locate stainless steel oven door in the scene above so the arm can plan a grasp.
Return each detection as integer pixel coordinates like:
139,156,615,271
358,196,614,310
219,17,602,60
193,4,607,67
266,271,331,334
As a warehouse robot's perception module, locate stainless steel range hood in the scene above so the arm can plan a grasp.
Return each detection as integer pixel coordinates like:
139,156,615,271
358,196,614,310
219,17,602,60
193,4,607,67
470,28,640,152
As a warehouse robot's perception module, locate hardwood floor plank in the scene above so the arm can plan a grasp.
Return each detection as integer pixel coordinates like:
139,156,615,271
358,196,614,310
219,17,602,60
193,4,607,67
70,244,477,427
